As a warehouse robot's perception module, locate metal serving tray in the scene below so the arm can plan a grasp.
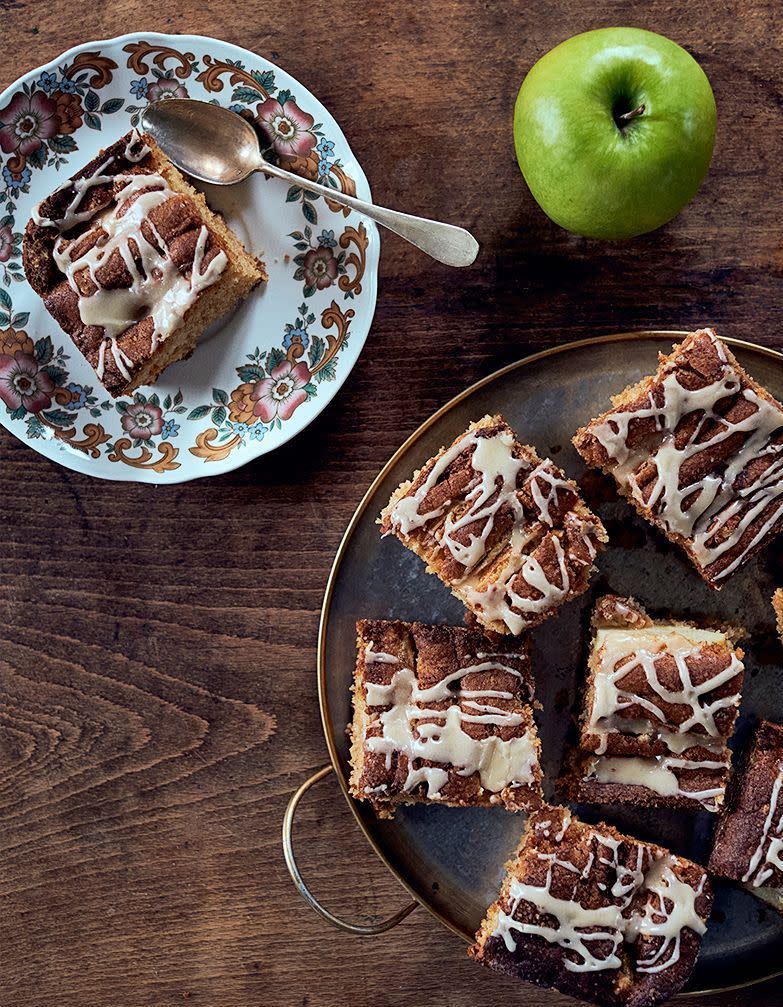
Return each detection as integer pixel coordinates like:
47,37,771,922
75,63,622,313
285,332,783,995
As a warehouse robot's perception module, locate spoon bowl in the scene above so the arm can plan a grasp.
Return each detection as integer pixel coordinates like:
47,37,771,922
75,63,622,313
141,98,479,267
142,99,260,185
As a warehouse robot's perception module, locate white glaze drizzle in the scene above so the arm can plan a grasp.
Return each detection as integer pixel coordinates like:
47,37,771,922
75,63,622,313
387,425,600,633
588,330,783,581
589,756,727,807
628,857,707,973
589,627,742,747
742,765,783,887
554,813,571,842
124,127,151,163
363,643,400,665
46,171,227,382
463,514,598,634
33,132,151,230
584,625,742,809
33,156,117,231
362,641,537,798
390,428,530,563
493,821,706,977
496,869,626,972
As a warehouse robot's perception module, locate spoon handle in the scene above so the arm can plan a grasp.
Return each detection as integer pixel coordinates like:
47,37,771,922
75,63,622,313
255,158,479,267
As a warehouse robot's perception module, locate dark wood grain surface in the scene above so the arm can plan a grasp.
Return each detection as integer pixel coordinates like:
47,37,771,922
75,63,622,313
2,2,783,1005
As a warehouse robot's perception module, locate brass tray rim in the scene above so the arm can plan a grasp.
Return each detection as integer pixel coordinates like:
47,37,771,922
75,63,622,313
317,329,783,997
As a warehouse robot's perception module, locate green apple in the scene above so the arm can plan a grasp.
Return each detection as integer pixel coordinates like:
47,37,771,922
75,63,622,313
514,28,716,239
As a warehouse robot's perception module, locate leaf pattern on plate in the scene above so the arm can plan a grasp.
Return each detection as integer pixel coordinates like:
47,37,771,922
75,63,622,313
0,34,375,480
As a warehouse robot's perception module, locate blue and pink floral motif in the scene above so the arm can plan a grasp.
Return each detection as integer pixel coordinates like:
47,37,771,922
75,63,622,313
0,37,373,476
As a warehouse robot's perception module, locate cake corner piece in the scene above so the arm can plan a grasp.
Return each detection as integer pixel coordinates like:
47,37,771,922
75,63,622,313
380,413,607,635
469,805,712,1007
562,594,744,813
573,327,783,589
709,718,783,911
348,618,543,817
23,128,267,398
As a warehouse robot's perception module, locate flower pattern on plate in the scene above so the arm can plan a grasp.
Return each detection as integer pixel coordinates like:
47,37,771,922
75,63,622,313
0,32,378,480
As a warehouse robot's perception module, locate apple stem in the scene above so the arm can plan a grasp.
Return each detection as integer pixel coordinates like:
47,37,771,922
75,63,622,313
616,103,645,125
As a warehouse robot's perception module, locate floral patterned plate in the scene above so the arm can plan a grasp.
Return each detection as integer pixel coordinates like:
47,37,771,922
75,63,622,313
0,32,378,481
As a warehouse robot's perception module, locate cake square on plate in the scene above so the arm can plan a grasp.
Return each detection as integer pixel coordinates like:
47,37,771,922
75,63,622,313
348,619,543,817
23,129,266,397
380,414,607,634
573,328,783,588
562,595,744,812
709,719,783,913
469,806,712,1007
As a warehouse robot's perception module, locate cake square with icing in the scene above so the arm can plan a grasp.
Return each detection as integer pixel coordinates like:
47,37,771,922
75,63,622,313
348,619,543,817
563,595,744,812
23,129,266,397
469,806,712,1007
709,719,783,913
379,414,607,635
573,329,783,588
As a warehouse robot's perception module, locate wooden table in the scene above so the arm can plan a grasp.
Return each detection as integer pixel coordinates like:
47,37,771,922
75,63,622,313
3,3,783,1004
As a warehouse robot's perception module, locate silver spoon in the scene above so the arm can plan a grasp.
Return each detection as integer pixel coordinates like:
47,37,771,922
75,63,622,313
140,98,478,268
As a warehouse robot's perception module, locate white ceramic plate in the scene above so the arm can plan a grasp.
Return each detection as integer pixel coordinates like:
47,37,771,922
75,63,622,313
0,32,379,481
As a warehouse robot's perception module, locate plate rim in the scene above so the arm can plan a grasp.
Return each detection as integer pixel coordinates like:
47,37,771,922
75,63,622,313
317,329,783,997
0,30,380,483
